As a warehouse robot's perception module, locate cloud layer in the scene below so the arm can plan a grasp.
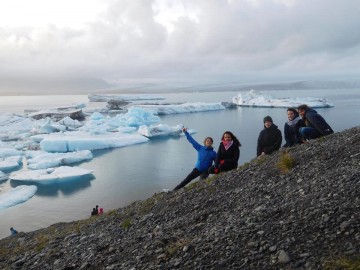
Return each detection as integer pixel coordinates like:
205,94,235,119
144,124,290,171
1,0,360,92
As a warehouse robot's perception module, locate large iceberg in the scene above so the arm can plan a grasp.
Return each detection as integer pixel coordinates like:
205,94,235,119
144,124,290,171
0,185,37,209
232,90,334,108
0,156,23,171
25,150,93,170
10,166,94,183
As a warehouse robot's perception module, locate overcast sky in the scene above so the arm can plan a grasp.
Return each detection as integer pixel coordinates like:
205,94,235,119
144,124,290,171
1,0,360,93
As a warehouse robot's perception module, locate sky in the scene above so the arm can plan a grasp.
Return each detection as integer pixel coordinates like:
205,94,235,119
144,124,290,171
1,0,360,94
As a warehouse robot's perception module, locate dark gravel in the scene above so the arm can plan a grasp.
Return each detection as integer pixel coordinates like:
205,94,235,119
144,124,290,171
0,126,359,270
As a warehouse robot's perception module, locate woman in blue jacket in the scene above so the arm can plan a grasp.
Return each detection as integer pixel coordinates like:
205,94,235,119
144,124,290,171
174,128,217,190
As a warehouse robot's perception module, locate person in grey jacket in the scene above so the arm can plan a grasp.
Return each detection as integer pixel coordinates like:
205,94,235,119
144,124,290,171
174,128,216,190
297,104,333,141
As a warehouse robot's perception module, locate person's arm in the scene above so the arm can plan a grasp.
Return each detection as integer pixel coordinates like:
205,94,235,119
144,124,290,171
183,130,202,151
257,133,263,156
307,114,333,135
284,123,290,146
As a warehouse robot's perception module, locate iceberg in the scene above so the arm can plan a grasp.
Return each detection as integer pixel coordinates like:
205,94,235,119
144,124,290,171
0,185,37,209
232,90,334,108
0,156,22,171
25,150,93,170
138,124,184,138
10,166,94,183
0,148,23,158
35,132,149,152
0,113,34,134
133,102,226,115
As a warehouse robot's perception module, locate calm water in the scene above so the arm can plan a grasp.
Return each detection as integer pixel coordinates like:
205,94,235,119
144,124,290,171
1,89,359,239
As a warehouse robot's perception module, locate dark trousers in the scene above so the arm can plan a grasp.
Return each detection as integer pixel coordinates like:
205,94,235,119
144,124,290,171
174,168,209,190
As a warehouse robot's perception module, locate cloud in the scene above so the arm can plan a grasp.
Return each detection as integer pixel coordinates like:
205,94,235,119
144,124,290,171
1,0,360,93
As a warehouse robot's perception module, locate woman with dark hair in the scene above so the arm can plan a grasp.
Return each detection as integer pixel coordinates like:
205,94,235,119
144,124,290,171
283,107,305,147
174,127,217,190
297,104,334,141
208,131,241,174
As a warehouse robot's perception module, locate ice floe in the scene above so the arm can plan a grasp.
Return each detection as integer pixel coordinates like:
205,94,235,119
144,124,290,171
0,185,37,209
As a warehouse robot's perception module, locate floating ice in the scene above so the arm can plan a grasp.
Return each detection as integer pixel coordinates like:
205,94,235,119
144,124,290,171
0,185,37,209
88,94,165,102
25,150,93,170
232,90,334,108
35,132,149,152
10,166,94,183
0,148,23,158
138,124,183,138
0,156,22,171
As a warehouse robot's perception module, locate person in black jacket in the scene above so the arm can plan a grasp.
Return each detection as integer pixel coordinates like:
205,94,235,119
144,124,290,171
283,107,305,147
208,131,241,174
257,116,282,157
297,104,334,141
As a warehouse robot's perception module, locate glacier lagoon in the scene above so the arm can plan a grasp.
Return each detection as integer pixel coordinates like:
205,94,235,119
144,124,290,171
0,87,360,239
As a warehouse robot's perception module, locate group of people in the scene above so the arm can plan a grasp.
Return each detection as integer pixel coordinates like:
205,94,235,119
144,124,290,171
91,205,104,216
174,104,333,190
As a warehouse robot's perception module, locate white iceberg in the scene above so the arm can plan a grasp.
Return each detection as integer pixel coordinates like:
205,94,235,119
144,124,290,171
10,166,94,183
0,148,23,158
25,150,93,170
35,132,149,152
138,124,184,138
0,185,37,209
0,156,23,171
232,90,334,108
0,171,7,181
133,102,226,115
0,113,34,133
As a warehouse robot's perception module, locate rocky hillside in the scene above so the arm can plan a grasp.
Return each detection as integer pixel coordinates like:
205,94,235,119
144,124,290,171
0,126,359,270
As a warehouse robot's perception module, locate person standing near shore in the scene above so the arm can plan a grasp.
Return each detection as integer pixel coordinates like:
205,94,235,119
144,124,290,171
208,131,241,174
257,116,282,157
174,127,216,190
297,104,334,141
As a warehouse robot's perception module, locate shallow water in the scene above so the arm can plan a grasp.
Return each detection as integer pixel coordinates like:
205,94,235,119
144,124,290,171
0,88,359,239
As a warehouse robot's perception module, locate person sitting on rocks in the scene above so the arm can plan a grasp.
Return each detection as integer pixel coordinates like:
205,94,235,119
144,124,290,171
283,107,305,147
257,116,282,158
208,131,241,174
10,227,18,235
174,127,216,190
99,208,104,215
91,208,97,216
297,104,334,141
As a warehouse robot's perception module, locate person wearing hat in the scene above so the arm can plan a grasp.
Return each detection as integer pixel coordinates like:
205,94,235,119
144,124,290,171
257,116,282,157
297,104,333,141
283,107,305,147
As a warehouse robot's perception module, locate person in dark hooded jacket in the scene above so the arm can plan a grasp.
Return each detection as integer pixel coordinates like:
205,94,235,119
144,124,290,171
297,104,333,141
283,107,305,147
174,128,216,190
257,116,282,157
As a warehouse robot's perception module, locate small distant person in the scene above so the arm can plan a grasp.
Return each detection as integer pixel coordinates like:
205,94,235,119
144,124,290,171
99,208,104,215
208,131,241,174
91,208,97,216
10,227,18,235
283,108,305,147
95,205,99,215
257,116,282,157
297,104,334,141
174,127,216,190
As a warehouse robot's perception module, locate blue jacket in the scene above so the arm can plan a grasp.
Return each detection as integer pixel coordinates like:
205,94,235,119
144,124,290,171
304,109,334,135
184,131,216,172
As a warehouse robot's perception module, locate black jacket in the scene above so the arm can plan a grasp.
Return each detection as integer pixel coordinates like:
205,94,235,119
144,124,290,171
283,117,305,147
257,124,282,156
214,141,240,171
304,109,334,135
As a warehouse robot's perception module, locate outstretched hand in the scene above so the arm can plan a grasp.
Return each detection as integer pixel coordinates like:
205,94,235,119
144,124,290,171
182,127,187,133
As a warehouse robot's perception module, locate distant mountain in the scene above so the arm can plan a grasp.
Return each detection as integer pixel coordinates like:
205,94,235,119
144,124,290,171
0,77,115,95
